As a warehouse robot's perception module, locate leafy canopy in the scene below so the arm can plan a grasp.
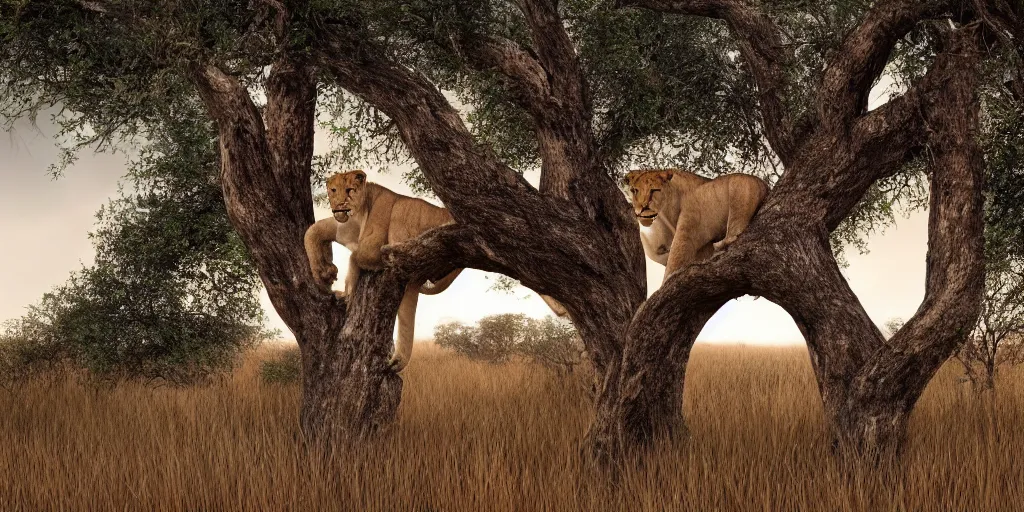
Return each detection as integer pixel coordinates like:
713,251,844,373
0,0,1020,254
0,101,270,384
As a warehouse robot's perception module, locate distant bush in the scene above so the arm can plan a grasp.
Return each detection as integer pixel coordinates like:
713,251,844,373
434,314,585,374
0,109,270,386
260,348,302,385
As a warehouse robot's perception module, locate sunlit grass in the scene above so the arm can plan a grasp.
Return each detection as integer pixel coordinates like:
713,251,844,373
2,343,1021,511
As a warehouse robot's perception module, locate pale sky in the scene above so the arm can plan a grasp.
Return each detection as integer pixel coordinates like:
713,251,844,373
1,80,922,345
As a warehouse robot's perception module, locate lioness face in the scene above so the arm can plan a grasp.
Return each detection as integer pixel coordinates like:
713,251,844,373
326,170,367,223
624,170,673,227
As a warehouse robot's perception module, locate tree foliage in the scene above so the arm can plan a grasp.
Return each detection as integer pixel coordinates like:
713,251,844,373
0,102,269,385
0,0,953,250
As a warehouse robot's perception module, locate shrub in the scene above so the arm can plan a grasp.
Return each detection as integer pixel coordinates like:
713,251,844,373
1,107,269,386
434,314,585,373
260,348,302,385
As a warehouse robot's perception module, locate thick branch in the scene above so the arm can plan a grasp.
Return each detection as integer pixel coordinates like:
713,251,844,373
317,22,646,372
616,0,796,164
466,35,556,116
379,224,506,283
450,0,594,198
857,25,985,402
316,28,642,287
806,22,983,230
191,61,326,334
818,0,952,128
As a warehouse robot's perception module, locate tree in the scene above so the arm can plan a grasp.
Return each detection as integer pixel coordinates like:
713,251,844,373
0,103,268,384
434,314,585,372
1,0,1020,464
958,264,1024,391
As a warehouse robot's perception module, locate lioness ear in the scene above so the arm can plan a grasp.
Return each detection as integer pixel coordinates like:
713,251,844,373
658,170,674,182
622,171,639,187
352,170,367,184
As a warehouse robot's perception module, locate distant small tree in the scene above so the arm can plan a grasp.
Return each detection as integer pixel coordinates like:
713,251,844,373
884,318,905,339
957,260,1024,391
434,314,525,364
434,314,584,372
519,316,586,375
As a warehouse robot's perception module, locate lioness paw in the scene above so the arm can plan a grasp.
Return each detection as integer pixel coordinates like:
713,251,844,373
314,263,339,286
388,354,408,372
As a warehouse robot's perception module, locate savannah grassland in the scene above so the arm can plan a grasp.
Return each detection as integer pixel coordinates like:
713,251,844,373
2,343,1022,511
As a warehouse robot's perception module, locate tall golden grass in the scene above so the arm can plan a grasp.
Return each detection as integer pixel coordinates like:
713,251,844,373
2,343,1021,511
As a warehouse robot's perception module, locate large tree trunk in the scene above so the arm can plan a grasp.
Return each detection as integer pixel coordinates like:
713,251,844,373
298,270,407,442
192,55,412,446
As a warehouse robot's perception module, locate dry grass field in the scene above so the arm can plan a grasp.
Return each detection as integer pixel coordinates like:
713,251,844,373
2,343,1022,511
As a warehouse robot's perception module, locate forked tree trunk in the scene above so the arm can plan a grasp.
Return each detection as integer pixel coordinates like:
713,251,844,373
199,0,987,466
298,270,407,442
192,55,413,446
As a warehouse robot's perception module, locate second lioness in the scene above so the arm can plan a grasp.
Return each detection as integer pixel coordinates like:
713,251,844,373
625,169,768,281
304,170,461,371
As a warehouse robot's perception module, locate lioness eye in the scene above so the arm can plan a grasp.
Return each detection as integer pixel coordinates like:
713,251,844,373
330,188,336,193
346,188,354,194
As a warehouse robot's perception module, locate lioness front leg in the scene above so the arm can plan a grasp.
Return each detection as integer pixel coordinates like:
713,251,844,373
304,219,340,291
664,233,701,284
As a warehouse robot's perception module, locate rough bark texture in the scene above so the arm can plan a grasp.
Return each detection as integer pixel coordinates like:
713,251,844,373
298,270,406,442
190,45,411,445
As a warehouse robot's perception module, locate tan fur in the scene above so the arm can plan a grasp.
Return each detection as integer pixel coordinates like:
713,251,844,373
624,169,768,282
304,171,462,371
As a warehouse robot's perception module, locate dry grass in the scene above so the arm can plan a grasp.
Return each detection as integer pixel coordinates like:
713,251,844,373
2,343,1022,511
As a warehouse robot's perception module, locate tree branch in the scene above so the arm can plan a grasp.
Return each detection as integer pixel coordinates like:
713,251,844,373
447,0,594,198
460,34,557,119
817,0,952,129
379,224,506,283
860,25,985,398
615,0,796,165
812,20,981,229
191,60,328,334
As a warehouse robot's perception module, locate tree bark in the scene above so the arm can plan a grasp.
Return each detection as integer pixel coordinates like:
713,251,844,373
298,270,406,443
191,53,410,446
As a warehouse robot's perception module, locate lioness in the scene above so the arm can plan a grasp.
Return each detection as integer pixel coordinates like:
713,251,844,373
305,170,564,370
304,170,462,371
624,169,768,281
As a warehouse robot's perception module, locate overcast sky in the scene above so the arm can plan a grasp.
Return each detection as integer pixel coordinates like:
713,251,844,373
1,81,924,345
